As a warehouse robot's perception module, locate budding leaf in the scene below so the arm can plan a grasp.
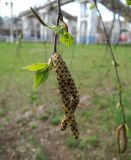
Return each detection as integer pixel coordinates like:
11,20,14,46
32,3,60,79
23,63,49,72
126,0,131,5
89,3,96,10
60,30,74,47
111,60,119,67
51,25,65,35
116,102,120,110
34,69,49,88
30,7,74,47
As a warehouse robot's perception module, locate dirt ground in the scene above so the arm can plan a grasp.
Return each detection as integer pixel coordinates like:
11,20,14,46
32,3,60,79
0,93,131,160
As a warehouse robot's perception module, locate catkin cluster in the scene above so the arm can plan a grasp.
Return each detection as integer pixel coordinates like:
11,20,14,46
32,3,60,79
52,52,79,139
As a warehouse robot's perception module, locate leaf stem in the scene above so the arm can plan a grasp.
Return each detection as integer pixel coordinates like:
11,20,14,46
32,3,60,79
93,0,126,124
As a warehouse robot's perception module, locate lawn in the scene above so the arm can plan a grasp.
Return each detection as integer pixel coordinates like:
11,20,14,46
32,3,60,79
0,42,131,160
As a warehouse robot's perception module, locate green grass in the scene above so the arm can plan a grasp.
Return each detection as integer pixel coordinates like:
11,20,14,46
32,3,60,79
65,137,78,148
39,113,49,121
1,42,131,93
0,42,131,159
0,109,6,117
50,108,62,125
35,148,48,160
1,41,131,127
65,136,98,149
79,136,98,149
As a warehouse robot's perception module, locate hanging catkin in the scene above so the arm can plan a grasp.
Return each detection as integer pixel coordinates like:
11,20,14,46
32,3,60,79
116,124,128,153
52,52,79,139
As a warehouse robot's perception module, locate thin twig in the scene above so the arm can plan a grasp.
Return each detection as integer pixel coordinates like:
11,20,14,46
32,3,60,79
108,0,116,40
93,0,126,124
53,0,63,53
30,7,49,27
114,0,122,49
1,41,22,108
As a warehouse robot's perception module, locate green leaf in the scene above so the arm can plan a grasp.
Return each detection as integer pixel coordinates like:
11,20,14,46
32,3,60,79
51,25,65,35
34,69,49,88
60,30,74,47
30,7,74,47
89,3,96,10
126,0,131,5
23,63,48,72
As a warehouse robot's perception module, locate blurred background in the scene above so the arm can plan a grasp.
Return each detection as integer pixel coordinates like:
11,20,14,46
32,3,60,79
0,0,131,44
0,0,131,160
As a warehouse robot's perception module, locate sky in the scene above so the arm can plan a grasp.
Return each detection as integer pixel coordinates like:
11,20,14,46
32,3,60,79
0,0,125,21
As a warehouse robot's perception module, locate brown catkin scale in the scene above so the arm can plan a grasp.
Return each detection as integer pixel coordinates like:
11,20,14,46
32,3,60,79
60,82,79,135
69,114,79,139
52,52,79,111
116,124,128,153
60,115,68,131
61,110,79,139
52,53,79,138
60,106,72,131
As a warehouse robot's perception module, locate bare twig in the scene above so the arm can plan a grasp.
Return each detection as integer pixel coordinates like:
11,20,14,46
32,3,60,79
114,0,122,49
1,39,22,108
108,0,116,40
53,0,63,53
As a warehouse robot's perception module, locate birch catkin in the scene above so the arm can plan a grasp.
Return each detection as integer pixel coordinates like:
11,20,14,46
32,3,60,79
52,52,79,139
116,124,128,153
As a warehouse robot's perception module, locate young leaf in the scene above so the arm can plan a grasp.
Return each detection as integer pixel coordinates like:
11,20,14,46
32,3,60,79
126,0,131,5
23,63,48,72
30,7,74,47
116,102,120,110
34,69,49,88
60,30,74,47
51,25,65,35
89,3,96,10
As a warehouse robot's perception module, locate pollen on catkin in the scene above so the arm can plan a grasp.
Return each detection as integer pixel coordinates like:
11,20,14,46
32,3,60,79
52,52,79,138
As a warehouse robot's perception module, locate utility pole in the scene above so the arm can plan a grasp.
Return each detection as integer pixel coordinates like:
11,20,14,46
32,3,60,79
0,0,1,17
5,1,14,43
0,0,2,31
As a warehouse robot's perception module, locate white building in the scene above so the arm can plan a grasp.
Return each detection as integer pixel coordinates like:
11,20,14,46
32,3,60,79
1,0,131,44
19,4,77,42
